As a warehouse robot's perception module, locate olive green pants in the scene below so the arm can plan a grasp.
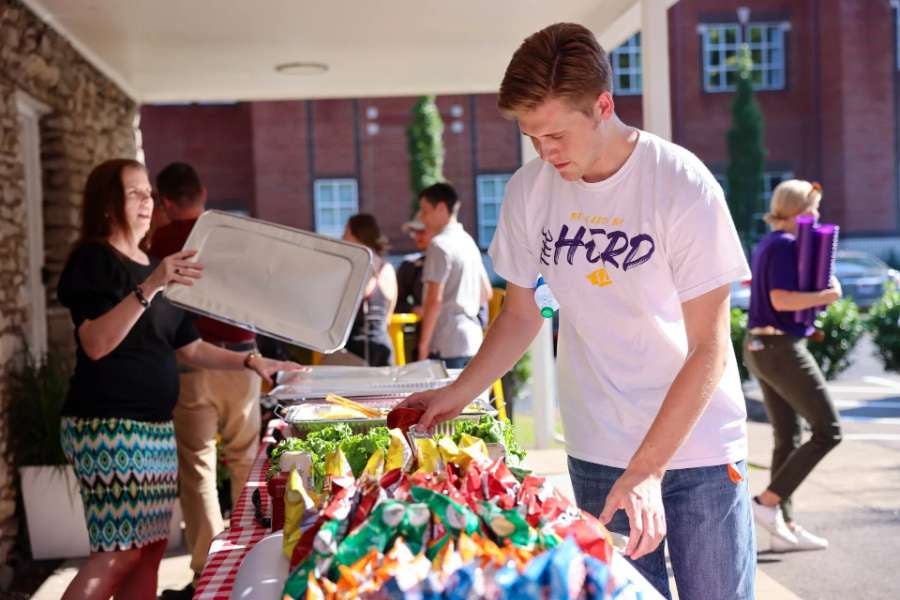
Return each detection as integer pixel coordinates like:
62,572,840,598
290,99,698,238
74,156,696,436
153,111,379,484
743,334,842,522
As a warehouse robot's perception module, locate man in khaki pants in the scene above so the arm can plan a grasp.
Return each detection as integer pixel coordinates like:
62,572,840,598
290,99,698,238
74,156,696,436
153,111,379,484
151,163,261,598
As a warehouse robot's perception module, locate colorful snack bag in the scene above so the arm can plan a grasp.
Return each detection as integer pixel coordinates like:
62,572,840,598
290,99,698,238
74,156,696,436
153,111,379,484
548,536,587,600
437,436,463,466
443,562,479,600
290,483,358,568
411,435,445,474
347,477,385,534
456,433,491,468
582,554,611,600
330,500,407,576
411,486,480,535
400,502,432,555
283,468,316,560
485,458,520,501
479,501,536,549
385,428,414,472
282,519,341,599
553,511,613,564
386,406,425,433
362,447,386,480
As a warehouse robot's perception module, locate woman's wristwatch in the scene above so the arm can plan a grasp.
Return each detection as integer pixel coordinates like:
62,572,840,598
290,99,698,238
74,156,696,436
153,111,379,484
243,352,260,370
133,284,150,308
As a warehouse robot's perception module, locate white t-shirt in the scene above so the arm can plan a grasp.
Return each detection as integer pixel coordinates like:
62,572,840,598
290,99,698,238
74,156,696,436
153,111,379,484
423,222,485,358
489,131,751,469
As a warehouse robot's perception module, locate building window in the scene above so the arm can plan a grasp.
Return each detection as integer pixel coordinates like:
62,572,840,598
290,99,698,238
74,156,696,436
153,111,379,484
314,178,358,238
475,174,511,248
611,33,642,95
701,22,787,92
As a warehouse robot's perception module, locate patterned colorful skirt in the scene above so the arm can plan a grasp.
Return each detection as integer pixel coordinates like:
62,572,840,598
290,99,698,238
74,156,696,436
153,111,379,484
61,417,178,552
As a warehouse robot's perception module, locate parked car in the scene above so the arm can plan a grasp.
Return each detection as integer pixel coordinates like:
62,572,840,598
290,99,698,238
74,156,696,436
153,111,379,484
730,278,752,310
834,250,900,308
730,250,900,312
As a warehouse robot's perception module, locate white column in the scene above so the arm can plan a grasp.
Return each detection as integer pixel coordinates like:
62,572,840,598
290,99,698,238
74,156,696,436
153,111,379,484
640,0,673,140
520,134,557,449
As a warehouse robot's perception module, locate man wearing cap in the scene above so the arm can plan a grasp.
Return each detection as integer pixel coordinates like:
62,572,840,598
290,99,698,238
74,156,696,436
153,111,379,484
396,219,431,315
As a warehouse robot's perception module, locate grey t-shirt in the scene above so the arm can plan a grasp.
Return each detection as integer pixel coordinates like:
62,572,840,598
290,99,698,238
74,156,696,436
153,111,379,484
422,222,485,358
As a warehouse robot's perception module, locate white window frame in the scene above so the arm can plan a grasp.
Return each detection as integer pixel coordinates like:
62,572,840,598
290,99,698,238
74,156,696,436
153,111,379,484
313,178,358,238
611,33,642,96
475,173,511,249
16,91,51,361
700,22,788,93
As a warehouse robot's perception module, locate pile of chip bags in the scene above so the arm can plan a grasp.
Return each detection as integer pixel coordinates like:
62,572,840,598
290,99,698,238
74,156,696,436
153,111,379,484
276,423,643,599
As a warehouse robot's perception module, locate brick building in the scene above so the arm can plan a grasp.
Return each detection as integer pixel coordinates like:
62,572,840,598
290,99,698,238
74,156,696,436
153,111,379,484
141,0,900,255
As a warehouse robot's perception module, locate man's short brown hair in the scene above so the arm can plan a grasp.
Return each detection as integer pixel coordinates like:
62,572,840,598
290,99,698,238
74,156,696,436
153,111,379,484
498,22,612,117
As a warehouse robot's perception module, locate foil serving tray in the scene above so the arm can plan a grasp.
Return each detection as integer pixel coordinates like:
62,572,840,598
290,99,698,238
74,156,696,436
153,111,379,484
163,210,372,353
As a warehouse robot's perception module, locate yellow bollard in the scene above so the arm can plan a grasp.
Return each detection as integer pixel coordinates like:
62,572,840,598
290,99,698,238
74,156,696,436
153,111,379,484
388,313,421,366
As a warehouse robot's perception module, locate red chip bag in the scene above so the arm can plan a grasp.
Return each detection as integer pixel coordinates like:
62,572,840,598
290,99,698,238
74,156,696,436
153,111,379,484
386,406,425,433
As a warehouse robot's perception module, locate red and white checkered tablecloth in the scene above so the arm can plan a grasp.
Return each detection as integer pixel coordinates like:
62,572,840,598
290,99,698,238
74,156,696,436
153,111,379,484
194,424,281,600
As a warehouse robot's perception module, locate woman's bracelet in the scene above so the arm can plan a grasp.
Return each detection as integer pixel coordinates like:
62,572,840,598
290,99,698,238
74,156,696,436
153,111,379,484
243,352,259,370
134,284,150,308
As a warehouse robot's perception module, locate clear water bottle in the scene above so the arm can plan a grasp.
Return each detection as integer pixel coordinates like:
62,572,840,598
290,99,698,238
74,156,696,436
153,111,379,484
534,276,559,318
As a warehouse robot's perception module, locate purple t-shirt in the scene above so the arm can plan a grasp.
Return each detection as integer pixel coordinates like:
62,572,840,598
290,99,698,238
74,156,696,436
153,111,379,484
748,231,813,337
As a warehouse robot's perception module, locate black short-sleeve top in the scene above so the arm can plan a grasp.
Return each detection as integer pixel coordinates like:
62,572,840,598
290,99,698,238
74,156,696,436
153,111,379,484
57,242,200,421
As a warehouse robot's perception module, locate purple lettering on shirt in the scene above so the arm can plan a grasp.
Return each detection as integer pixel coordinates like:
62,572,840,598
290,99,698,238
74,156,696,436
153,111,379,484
584,229,605,263
554,225,586,266
599,230,630,267
540,228,554,266
623,234,655,271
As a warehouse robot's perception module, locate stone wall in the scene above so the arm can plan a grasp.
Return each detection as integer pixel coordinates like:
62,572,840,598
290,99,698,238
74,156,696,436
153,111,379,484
0,0,139,567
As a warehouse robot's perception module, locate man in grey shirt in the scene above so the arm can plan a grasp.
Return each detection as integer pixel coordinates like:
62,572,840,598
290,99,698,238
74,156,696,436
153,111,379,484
416,183,492,368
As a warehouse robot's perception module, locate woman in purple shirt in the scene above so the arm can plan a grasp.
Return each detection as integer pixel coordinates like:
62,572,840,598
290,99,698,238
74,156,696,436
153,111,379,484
744,179,843,553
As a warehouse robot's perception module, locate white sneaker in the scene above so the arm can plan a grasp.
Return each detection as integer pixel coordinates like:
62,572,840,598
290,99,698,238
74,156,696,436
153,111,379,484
771,524,829,552
752,498,798,544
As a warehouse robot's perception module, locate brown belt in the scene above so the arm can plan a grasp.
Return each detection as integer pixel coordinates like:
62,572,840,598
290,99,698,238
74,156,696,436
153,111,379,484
748,326,785,336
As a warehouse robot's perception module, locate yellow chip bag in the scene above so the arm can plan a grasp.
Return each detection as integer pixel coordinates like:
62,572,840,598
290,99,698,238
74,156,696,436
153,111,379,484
362,448,385,479
457,433,490,468
436,436,462,466
385,428,414,472
324,446,353,480
283,468,316,560
413,437,445,474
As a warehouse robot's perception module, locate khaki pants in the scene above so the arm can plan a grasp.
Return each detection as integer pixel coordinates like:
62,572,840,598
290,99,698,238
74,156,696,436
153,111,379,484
173,367,261,577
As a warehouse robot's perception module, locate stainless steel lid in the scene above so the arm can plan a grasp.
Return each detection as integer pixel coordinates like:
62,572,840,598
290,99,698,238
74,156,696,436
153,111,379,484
163,210,372,353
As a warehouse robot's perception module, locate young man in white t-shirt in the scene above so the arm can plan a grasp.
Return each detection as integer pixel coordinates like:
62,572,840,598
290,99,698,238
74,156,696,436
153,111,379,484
398,22,755,599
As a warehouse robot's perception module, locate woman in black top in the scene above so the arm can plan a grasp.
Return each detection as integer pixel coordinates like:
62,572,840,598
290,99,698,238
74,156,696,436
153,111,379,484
342,214,398,366
58,159,301,600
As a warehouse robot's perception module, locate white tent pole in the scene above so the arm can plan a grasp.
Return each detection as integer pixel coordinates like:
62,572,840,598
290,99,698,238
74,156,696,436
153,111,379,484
520,135,557,449
640,0,673,140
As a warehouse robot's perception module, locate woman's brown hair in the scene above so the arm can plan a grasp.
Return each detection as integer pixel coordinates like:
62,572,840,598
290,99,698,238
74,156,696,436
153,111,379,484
346,213,389,256
498,22,613,117
77,158,147,248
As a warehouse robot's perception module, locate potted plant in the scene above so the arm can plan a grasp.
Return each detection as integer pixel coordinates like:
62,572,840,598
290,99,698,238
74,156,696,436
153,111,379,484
8,349,90,560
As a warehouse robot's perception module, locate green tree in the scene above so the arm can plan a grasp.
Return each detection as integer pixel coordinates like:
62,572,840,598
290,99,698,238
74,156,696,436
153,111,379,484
407,96,445,215
726,45,766,248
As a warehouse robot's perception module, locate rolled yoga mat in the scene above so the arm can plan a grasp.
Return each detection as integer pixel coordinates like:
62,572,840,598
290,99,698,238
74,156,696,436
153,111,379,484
812,224,839,312
794,215,817,324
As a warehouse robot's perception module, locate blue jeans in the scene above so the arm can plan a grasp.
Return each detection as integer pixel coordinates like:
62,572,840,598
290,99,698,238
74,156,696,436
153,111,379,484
568,456,756,600
428,354,472,369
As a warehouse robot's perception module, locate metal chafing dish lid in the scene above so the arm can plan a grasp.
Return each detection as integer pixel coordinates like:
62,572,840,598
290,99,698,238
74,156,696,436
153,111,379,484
163,210,372,353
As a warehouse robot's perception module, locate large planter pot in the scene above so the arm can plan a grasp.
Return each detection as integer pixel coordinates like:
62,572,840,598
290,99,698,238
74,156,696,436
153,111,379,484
19,465,184,560
19,465,90,560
